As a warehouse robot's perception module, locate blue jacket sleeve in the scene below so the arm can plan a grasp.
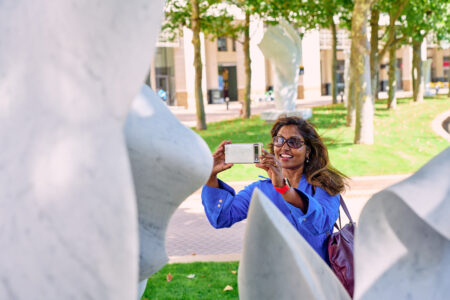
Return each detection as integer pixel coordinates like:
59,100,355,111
285,186,340,235
201,179,258,228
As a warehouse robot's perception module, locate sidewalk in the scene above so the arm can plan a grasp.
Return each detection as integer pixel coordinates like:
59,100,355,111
166,174,410,263
169,91,414,127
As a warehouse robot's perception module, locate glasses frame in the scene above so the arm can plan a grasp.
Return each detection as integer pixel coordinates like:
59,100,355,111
272,136,306,149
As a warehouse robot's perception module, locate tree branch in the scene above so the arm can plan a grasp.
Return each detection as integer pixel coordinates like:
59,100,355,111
391,0,410,25
378,0,410,58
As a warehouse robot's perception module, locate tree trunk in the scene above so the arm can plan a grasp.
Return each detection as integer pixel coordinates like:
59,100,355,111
343,48,351,107
412,40,424,102
387,44,397,109
346,74,355,127
347,26,358,127
370,9,380,103
191,0,206,130
351,0,374,144
331,20,338,104
347,32,356,126
386,8,397,109
242,11,251,118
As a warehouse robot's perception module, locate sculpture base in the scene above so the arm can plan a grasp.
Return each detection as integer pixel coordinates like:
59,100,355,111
260,109,312,123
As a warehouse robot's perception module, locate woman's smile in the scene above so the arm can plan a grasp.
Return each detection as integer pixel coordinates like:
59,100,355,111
279,153,293,161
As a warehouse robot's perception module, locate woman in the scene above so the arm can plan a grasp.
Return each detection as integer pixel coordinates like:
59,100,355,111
202,116,347,263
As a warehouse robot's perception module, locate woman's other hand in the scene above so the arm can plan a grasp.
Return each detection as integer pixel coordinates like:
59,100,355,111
255,149,284,187
206,140,234,187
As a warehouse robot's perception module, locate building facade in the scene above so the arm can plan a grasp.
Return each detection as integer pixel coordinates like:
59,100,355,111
148,22,449,109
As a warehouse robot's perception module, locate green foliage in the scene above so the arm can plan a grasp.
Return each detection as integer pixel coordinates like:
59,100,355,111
258,0,354,32
398,0,450,44
162,0,240,41
194,97,450,181
142,262,239,300
373,0,409,57
301,0,354,31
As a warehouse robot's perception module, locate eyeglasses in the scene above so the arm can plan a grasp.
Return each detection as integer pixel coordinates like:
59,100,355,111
272,136,305,149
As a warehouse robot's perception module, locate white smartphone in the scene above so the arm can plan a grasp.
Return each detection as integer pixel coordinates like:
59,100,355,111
225,143,263,164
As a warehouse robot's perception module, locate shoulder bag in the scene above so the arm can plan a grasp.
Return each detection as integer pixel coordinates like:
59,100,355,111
328,196,355,298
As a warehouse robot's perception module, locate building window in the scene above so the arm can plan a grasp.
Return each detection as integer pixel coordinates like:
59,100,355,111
218,36,227,52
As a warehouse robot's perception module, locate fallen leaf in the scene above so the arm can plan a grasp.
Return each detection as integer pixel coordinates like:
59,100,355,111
166,273,173,282
187,274,196,279
231,270,237,274
224,285,233,291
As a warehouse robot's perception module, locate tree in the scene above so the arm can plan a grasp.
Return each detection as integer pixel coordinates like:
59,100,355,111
227,0,261,119
398,0,450,102
350,0,376,144
191,0,206,130
299,1,354,104
369,7,380,103
368,0,410,110
242,10,251,118
163,0,237,130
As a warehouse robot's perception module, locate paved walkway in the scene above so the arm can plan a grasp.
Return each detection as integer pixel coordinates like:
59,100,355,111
170,96,332,127
170,91,415,127
166,174,410,263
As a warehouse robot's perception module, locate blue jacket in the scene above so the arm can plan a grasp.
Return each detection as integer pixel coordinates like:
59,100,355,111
201,175,340,263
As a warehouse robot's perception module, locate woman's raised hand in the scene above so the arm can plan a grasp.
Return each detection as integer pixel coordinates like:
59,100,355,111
206,140,233,188
255,149,285,187
211,140,234,177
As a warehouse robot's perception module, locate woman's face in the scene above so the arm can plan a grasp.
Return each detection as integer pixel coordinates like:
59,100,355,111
273,125,309,170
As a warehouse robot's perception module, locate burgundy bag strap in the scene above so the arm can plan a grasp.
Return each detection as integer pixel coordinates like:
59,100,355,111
339,195,354,224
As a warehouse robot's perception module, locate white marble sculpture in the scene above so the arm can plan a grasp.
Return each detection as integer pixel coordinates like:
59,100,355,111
354,147,450,300
0,1,165,299
125,85,212,283
137,278,149,300
238,189,351,300
238,148,450,299
258,20,312,122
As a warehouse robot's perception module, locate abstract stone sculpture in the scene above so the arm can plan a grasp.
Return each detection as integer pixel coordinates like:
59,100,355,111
0,1,164,299
137,279,149,300
258,20,302,111
125,85,212,282
354,147,450,300
238,189,351,300
258,20,312,122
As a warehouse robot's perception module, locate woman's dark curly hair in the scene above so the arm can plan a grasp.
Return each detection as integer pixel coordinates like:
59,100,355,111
269,116,347,196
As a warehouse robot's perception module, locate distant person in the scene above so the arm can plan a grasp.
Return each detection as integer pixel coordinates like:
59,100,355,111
157,88,167,102
202,116,347,264
264,85,274,101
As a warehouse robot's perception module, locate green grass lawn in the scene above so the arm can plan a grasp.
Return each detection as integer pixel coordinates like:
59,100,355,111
198,96,450,182
142,262,239,300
